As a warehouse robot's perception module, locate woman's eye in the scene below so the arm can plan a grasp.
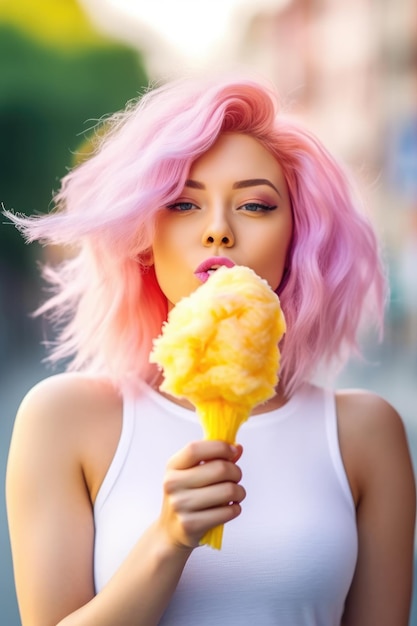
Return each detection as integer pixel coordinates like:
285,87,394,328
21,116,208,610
166,202,197,212
241,202,277,212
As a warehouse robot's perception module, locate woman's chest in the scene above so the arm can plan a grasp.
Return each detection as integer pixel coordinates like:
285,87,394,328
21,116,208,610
93,407,358,622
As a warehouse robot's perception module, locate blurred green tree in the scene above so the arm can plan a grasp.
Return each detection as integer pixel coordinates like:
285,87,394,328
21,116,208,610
0,0,148,353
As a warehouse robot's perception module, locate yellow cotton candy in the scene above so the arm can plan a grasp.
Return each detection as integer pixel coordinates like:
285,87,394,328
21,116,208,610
150,265,286,549
150,265,286,409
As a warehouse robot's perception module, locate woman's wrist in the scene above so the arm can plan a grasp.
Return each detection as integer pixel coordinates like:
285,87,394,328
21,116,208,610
146,520,195,567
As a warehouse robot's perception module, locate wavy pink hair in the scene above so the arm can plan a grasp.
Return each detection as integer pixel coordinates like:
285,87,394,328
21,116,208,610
6,74,387,394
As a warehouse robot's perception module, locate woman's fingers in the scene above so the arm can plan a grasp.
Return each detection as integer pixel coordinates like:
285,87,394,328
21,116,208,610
167,440,242,470
173,503,244,541
168,480,246,513
164,457,242,492
159,440,245,548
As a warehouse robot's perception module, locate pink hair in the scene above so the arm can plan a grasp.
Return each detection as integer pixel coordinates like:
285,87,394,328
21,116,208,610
6,74,387,394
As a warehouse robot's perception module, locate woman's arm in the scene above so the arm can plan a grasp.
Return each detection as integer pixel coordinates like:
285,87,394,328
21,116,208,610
6,374,245,626
337,390,416,626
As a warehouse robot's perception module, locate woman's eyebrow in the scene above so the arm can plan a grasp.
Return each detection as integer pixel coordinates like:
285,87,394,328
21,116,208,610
233,178,281,196
185,178,281,196
185,179,205,190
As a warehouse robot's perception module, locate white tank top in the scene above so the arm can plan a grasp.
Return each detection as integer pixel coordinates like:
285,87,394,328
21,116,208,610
94,382,357,625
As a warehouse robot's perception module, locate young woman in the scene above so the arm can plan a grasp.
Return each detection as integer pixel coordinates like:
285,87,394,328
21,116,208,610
5,74,415,626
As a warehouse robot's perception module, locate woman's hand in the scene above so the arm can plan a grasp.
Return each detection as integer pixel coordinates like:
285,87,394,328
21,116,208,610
158,440,245,549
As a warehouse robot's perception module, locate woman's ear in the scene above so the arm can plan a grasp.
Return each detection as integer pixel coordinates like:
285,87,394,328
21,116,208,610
139,249,154,267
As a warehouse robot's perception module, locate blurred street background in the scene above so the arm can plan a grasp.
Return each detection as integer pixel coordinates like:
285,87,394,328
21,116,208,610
1,0,416,624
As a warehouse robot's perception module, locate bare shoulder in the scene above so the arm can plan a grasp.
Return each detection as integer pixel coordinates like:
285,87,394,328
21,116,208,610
10,373,123,503
17,372,121,422
335,388,411,457
335,388,415,505
335,387,408,442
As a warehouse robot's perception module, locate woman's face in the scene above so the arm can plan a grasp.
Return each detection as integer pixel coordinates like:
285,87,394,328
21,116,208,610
152,132,293,308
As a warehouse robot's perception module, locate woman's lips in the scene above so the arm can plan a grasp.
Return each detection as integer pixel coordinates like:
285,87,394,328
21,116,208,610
194,257,235,283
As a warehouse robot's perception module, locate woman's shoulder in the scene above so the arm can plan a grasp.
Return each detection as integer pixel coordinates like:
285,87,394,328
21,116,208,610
11,373,123,502
335,387,406,440
17,372,122,427
334,388,414,506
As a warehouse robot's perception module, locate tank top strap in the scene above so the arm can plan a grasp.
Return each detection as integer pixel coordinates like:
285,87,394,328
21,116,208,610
323,387,355,512
94,392,136,514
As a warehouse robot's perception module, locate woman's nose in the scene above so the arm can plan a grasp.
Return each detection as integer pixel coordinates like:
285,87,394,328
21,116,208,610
201,215,234,248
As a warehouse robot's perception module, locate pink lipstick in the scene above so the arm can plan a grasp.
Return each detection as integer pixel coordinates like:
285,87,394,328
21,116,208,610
194,257,235,283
